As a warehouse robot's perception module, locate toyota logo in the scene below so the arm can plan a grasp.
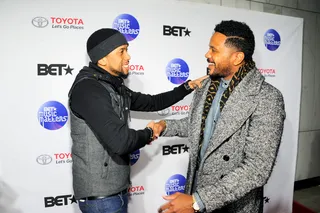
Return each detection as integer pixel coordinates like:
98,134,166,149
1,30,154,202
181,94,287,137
36,154,52,165
157,108,170,116
32,17,49,28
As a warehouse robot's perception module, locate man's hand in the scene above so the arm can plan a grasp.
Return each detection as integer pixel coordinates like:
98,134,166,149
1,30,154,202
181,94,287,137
188,75,209,89
158,192,194,213
153,120,166,139
146,121,155,129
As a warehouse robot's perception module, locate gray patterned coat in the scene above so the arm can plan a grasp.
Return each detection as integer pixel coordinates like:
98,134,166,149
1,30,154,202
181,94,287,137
162,68,285,213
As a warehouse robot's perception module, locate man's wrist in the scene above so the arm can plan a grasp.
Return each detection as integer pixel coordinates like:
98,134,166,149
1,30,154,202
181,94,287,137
183,80,193,91
145,127,153,142
193,192,205,212
192,195,200,212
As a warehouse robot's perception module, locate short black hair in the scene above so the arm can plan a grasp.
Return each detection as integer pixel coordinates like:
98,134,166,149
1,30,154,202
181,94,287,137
214,20,255,62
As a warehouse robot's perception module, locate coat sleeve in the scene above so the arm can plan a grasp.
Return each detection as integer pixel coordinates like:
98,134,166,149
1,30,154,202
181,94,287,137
197,88,286,211
159,84,204,138
161,116,189,138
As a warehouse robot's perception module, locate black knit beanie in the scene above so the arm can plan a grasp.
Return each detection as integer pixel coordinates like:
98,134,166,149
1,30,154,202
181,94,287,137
87,28,128,63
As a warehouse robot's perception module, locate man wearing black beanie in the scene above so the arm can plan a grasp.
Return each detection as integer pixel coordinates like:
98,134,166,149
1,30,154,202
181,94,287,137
68,28,208,213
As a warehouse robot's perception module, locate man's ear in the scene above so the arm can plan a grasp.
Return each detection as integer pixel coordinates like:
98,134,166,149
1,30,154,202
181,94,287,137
233,52,245,66
97,56,108,66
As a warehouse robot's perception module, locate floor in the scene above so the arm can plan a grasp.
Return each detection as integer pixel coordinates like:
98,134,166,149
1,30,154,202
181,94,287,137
294,177,320,213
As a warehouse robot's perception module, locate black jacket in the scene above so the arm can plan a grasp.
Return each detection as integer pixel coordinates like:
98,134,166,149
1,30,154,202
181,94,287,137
69,62,193,155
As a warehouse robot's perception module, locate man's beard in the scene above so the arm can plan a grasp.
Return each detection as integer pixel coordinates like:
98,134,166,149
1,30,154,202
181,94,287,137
208,63,232,80
114,69,129,79
207,59,231,80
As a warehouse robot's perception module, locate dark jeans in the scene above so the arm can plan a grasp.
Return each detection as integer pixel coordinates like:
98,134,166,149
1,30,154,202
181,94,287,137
78,192,128,213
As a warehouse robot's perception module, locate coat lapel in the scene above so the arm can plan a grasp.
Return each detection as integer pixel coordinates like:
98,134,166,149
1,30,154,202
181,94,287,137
188,78,211,162
203,68,264,160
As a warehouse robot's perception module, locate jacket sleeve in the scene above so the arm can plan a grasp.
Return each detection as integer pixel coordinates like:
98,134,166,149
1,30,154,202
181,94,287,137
197,89,286,212
129,83,193,111
69,79,151,155
161,116,189,138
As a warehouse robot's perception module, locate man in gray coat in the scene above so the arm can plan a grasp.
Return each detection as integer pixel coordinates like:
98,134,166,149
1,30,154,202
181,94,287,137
156,20,286,213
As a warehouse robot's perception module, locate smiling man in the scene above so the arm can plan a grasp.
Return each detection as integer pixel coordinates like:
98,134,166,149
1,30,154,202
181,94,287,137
155,20,286,213
68,28,207,213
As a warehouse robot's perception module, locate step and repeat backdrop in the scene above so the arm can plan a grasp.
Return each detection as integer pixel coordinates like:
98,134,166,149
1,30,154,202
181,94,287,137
0,0,302,212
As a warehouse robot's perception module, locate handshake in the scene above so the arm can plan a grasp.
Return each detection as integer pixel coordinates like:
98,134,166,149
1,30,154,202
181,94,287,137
145,120,167,143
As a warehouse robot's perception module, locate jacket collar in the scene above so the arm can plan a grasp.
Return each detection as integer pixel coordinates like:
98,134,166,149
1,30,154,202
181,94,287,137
86,62,124,89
